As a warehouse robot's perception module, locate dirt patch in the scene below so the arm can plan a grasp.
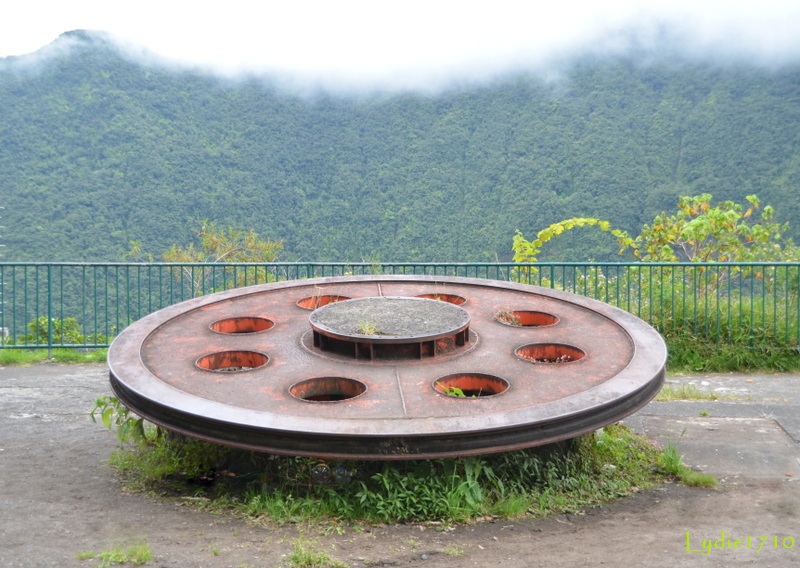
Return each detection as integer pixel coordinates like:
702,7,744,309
1,364,799,567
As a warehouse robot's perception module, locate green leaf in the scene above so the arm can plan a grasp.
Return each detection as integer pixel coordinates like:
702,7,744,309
101,407,114,430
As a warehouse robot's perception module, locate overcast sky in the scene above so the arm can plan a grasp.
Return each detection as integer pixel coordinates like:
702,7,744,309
2,1,799,91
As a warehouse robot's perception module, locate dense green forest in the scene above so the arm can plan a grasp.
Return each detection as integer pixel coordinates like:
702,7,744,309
1,30,799,262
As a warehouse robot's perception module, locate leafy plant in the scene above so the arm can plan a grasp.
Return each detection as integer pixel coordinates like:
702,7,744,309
437,383,467,397
513,193,797,267
14,316,112,348
130,220,283,297
513,217,634,266
91,396,150,446
635,194,796,262
23,316,84,345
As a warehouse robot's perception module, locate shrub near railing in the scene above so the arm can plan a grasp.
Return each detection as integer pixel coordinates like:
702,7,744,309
514,262,799,371
0,262,797,371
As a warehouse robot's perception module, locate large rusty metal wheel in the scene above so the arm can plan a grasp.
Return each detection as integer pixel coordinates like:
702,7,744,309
108,275,666,459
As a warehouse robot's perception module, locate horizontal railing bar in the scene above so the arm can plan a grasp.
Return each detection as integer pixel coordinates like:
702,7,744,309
0,262,796,350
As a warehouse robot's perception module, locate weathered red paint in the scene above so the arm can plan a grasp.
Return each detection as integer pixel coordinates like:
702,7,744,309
108,275,666,459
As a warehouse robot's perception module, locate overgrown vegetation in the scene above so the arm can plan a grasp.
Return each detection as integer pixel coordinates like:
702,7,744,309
513,193,798,265
0,347,106,365
93,397,712,525
513,194,800,373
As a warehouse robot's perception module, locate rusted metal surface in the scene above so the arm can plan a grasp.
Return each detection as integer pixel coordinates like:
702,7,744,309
108,275,666,459
309,296,470,359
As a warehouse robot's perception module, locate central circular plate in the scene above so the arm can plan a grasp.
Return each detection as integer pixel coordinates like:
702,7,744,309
310,296,470,341
107,275,667,460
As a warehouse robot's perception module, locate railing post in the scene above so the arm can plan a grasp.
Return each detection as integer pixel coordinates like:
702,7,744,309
47,264,53,358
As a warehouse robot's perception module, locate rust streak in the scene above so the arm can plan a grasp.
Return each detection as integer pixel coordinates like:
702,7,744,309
394,367,408,417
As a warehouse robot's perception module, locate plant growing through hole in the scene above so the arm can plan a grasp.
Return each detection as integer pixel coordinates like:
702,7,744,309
519,349,574,363
529,354,573,363
443,385,466,397
308,285,346,310
357,320,381,335
436,382,482,398
495,309,520,326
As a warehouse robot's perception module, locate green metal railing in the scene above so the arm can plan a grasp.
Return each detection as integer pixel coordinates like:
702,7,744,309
0,262,797,350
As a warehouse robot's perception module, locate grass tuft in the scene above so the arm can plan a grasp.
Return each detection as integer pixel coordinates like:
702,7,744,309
76,542,153,566
658,443,717,488
287,537,347,568
655,383,723,401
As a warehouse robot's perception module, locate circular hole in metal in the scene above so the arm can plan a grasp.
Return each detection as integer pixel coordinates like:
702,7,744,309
433,373,509,398
296,294,351,310
496,310,559,327
209,317,274,334
196,351,269,372
415,293,466,305
290,377,367,402
515,343,586,364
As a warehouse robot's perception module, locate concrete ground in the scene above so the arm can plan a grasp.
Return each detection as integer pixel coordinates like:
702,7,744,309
626,372,800,480
1,364,799,567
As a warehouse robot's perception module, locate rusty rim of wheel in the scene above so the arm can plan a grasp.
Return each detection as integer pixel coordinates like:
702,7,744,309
108,275,666,460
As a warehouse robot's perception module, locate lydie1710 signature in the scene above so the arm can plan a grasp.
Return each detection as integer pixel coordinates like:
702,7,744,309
686,530,795,556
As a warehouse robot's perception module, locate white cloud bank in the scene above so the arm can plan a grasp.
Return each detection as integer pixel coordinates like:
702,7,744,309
2,1,799,91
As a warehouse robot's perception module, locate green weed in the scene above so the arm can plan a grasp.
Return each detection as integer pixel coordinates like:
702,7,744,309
443,544,465,557
76,543,153,567
357,320,380,335
655,384,722,401
108,435,232,492
286,537,348,568
658,443,717,488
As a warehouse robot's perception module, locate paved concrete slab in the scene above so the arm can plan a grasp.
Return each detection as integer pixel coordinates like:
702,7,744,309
621,372,800,484
626,415,800,479
1,364,799,568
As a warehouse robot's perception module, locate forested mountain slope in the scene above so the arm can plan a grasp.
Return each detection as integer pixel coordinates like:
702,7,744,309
1,31,799,262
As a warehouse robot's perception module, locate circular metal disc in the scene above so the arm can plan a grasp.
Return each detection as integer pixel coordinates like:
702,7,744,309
108,275,666,459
